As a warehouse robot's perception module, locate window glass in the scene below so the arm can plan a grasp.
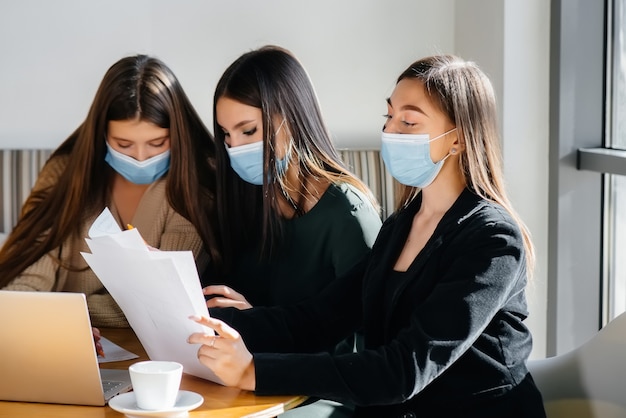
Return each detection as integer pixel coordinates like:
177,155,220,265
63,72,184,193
613,0,626,149
608,0,626,318
608,176,626,318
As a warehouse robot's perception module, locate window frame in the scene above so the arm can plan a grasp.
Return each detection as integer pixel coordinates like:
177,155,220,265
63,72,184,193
549,0,608,355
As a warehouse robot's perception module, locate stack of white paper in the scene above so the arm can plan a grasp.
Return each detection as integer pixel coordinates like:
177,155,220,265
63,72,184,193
81,208,221,384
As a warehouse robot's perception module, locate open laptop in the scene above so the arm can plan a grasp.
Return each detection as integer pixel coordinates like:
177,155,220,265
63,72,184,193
0,291,133,406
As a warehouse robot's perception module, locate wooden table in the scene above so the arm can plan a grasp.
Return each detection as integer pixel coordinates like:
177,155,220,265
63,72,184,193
0,328,306,418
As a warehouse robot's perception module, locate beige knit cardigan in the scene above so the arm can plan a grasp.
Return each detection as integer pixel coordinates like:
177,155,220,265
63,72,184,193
2,155,210,328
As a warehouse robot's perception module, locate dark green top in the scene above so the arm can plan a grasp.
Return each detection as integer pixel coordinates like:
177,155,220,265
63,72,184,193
217,183,382,307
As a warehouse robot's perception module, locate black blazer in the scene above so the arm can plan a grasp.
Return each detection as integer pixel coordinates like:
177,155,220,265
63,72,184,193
212,189,546,418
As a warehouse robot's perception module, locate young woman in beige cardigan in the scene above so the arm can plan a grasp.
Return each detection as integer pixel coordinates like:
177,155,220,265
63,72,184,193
0,55,220,329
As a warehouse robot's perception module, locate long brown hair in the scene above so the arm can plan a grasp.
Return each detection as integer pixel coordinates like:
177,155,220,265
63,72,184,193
213,45,379,270
0,55,219,287
395,54,535,274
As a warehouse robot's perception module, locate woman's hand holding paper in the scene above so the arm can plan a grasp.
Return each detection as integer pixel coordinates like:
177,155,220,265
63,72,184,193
187,315,256,390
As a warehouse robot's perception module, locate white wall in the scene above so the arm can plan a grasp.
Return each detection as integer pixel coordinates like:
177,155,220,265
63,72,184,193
455,0,550,359
0,0,454,149
0,0,550,358
503,0,550,360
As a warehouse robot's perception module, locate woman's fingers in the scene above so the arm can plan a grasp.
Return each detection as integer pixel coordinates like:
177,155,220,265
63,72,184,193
203,284,241,297
206,297,252,310
203,285,252,310
187,315,254,389
189,315,240,339
203,285,246,302
92,327,105,358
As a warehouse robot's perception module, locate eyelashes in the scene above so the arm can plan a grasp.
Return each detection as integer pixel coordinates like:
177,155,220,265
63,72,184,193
222,126,258,137
382,114,417,127
243,127,258,136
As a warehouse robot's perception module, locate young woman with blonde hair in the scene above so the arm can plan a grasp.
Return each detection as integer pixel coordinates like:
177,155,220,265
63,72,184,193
190,53,546,417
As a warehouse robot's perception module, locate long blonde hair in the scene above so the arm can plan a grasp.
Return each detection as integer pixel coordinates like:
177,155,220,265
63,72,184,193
395,54,535,275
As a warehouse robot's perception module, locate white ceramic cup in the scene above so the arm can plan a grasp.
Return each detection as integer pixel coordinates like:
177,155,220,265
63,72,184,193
128,360,183,410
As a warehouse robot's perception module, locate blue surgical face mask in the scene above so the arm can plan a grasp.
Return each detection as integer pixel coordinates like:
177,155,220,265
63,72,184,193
381,128,456,188
226,141,264,185
104,142,171,185
226,119,291,185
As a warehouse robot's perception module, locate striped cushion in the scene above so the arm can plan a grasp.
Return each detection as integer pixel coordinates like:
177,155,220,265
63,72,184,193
0,149,395,234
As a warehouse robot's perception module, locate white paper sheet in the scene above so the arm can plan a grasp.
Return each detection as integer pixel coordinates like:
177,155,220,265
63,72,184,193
88,207,122,237
97,337,139,363
82,208,221,384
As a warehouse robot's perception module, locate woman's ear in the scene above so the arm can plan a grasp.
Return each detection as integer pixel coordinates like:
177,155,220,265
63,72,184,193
452,131,466,153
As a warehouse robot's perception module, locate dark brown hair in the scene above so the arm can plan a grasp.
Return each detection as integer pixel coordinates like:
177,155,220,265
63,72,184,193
0,55,220,287
213,45,379,270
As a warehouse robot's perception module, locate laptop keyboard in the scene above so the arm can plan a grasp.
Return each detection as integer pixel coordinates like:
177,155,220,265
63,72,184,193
103,380,126,394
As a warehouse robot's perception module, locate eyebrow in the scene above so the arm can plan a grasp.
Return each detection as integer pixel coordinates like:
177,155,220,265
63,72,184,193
386,97,428,116
219,119,257,131
110,135,169,142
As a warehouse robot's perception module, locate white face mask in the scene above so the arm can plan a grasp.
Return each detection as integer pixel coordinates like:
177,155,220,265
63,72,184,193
380,128,456,188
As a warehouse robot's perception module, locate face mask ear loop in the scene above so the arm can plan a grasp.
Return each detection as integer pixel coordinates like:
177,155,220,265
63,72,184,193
270,117,287,156
273,118,294,181
427,127,458,144
277,118,294,162
275,118,287,136
429,127,459,164
434,151,453,165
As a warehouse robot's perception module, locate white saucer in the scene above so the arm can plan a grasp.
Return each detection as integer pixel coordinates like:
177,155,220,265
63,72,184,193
108,390,204,418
